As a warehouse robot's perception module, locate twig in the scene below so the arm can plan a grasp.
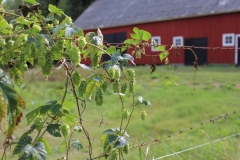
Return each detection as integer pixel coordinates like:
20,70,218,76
20,71,41,95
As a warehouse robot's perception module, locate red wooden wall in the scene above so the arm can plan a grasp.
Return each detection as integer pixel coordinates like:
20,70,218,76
82,12,240,65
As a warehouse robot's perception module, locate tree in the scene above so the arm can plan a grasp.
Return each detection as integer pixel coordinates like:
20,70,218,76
2,0,94,20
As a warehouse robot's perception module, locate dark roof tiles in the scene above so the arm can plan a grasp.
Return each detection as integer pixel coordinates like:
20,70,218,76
74,0,240,30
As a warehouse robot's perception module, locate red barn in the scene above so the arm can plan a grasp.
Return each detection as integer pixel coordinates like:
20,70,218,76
74,0,240,65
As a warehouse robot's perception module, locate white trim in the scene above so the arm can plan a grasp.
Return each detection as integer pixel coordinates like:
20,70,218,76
235,34,240,64
173,36,183,47
151,36,161,52
222,33,235,46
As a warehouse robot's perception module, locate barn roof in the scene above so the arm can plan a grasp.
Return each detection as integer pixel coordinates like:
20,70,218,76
74,0,240,30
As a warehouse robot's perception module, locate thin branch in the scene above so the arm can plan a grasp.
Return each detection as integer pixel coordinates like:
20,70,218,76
20,71,41,95
0,44,27,57
86,42,111,56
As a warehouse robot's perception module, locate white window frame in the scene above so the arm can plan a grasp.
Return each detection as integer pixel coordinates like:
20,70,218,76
151,36,161,52
173,36,183,47
222,33,235,46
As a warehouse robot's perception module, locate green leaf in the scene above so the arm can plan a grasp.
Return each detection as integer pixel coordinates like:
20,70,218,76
51,103,61,115
159,51,169,62
0,16,9,29
122,54,135,65
28,34,45,51
46,124,62,137
85,79,98,99
64,112,78,127
26,107,41,124
102,127,120,135
13,134,32,155
23,0,38,4
75,28,84,37
65,26,79,37
106,46,116,54
114,136,129,148
131,27,151,41
106,134,118,144
40,100,58,114
122,39,133,52
48,4,64,16
59,141,67,153
15,16,33,27
155,46,165,52
19,142,47,160
38,138,51,155
141,30,151,41
111,52,123,65
71,140,83,150
130,33,139,40
0,80,25,136
86,31,103,54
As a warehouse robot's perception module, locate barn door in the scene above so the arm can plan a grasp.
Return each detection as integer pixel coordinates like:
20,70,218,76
236,35,240,65
103,32,126,61
184,38,208,65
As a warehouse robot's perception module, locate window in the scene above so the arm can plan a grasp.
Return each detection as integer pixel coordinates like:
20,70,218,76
173,36,183,47
222,33,234,46
151,36,161,52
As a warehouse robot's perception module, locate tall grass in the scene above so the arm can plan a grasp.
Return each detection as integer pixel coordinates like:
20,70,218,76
1,65,239,159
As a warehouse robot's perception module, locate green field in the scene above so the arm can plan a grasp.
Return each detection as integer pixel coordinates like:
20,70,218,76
1,65,240,159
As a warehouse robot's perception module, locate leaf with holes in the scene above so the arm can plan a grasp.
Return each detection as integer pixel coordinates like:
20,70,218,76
71,140,83,150
46,124,61,137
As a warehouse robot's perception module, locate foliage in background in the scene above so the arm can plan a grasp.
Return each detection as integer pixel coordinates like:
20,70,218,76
2,0,94,21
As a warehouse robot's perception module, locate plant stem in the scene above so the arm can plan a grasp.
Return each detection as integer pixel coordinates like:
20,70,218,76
66,130,75,160
119,95,124,133
0,11,21,17
0,44,27,57
86,42,111,56
61,77,69,106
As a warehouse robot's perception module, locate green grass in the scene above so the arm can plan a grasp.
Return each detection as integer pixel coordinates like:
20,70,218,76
1,65,240,159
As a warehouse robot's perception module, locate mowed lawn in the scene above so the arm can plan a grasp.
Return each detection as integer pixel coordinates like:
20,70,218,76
1,65,240,159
